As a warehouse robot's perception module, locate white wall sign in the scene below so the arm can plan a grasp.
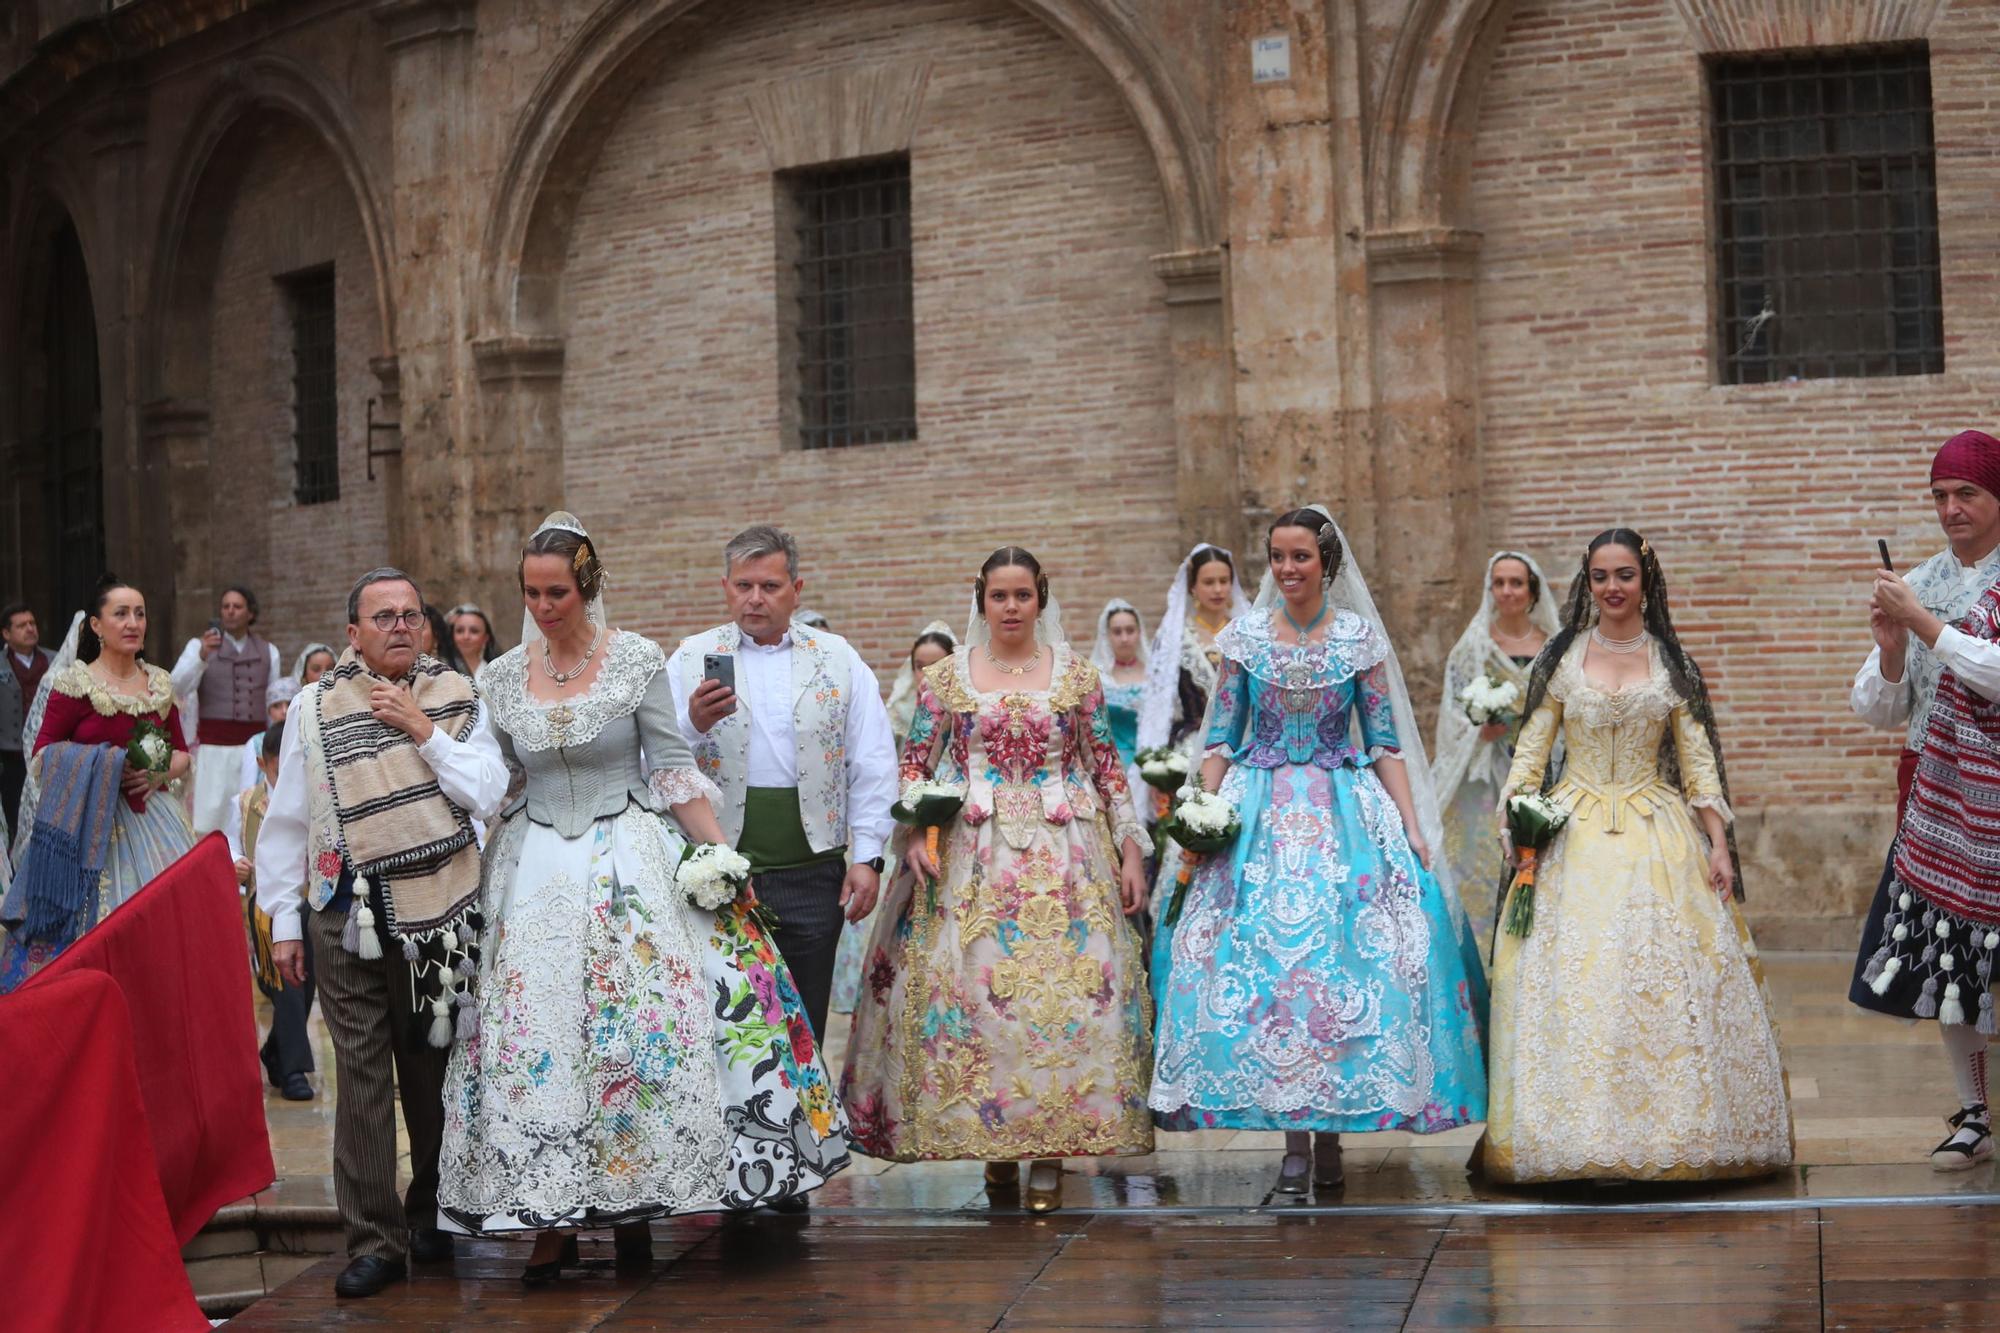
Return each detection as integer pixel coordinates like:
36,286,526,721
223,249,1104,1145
1252,34,1291,85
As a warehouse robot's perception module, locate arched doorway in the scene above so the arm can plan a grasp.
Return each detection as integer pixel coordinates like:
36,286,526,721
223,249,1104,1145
13,216,105,628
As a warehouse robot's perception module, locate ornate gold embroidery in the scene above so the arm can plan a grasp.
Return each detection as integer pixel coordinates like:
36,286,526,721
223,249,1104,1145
54,661,175,719
923,655,978,713
1049,657,1096,714
990,891,1102,1035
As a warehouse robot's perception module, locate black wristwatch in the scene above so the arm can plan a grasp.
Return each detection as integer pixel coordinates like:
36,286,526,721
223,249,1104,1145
863,856,886,873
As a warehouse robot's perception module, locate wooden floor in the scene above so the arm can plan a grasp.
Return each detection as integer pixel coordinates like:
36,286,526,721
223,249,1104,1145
228,1203,2000,1331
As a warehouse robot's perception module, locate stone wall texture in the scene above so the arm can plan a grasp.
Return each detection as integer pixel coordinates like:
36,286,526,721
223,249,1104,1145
3,0,1998,942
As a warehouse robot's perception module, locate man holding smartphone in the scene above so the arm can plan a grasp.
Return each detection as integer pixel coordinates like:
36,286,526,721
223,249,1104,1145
1850,428,2000,1171
668,526,898,1054
170,585,283,836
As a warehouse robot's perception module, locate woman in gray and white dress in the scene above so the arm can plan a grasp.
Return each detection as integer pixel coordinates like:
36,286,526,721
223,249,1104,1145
439,513,849,1282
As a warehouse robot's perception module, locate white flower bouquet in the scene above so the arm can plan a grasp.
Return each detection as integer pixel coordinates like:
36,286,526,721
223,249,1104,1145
125,717,174,783
1459,673,1522,727
1500,791,1571,938
1161,788,1241,926
1135,746,1190,793
676,842,753,911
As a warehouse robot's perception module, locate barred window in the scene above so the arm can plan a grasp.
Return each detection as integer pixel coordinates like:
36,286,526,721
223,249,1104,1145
282,265,339,504
780,156,916,449
1710,47,1943,384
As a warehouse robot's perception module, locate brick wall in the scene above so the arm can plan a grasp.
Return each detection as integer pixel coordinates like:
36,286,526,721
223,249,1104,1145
557,0,1182,680
1469,0,2000,939
204,115,389,660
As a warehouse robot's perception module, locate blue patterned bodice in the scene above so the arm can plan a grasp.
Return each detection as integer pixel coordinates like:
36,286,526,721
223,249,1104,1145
1203,609,1400,770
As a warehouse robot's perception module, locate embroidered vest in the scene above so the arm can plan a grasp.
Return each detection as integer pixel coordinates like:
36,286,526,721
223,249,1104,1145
674,620,852,853
295,681,347,913
198,633,272,725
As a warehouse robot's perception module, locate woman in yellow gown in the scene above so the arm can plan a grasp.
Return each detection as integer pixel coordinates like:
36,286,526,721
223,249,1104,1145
1483,529,1792,1184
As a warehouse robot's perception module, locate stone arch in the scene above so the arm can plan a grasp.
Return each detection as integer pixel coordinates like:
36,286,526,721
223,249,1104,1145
145,55,395,403
1368,0,1519,233
478,0,1217,341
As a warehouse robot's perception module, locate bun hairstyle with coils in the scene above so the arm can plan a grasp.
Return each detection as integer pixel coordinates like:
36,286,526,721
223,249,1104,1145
519,525,607,602
1266,507,1345,585
79,572,143,664
1184,545,1235,590
976,546,1049,611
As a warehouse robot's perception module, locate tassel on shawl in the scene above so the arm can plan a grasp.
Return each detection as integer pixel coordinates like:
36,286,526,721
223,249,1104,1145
1979,991,1997,1037
354,876,383,961
1915,974,1939,1019
1940,982,1966,1028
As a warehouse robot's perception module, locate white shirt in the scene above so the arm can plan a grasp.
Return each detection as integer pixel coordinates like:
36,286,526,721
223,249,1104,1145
253,698,509,944
1852,626,2000,728
668,628,899,863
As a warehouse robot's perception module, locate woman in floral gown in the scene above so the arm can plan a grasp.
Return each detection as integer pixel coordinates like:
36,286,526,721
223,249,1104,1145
439,514,848,1281
1483,529,1791,1184
1148,508,1487,1195
842,548,1153,1213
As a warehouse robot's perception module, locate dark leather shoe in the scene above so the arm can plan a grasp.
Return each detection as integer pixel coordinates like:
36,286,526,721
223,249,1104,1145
280,1073,314,1101
334,1255,406,1298
409,1228,455,1264
769,1194,810,1214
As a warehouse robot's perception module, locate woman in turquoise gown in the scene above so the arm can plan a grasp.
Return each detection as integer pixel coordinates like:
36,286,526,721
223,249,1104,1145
1148,507,1487,1195
1090,598,1148,765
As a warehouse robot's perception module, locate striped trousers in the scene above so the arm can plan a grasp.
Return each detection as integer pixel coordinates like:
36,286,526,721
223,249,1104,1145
753,857,849,1040
307,904,449,1262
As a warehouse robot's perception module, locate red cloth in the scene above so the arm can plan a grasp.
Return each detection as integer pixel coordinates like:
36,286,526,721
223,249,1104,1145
196,716,265,747
0,971,209,1333
21,834,275,1241
1931,428,2000,499
1896,748,1920,823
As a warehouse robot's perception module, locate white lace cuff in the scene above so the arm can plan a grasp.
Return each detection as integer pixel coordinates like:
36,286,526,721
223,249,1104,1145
1367,744,1403,763
649,767,723,810
1688,793,1735,825
1111,814,1148,858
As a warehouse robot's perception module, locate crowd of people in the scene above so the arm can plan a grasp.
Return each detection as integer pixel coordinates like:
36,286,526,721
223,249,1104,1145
0,428,1997,1301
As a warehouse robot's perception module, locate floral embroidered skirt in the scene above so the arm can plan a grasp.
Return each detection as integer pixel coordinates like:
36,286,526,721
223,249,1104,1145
1149,760,1489,1134
841,815,1155,1162
1483,798,1792,1183
438,807,850,1233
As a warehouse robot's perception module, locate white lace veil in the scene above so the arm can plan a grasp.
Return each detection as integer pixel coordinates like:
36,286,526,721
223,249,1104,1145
1252,506,1455,894
9,610,84,864
1430,550,1562,806
519,511,611,655
885,619,957,742
1137,543,1250,751
1089,598,1147,674
291,642,338,682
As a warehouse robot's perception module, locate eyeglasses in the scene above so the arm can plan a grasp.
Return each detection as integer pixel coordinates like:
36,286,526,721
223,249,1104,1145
366,610,427,632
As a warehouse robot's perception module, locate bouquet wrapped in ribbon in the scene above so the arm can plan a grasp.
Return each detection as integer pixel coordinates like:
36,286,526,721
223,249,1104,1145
1161,788,1241,926
892,780,966,910
1134,746,1190,793
1501,792,1570,938
1459,673,1522,728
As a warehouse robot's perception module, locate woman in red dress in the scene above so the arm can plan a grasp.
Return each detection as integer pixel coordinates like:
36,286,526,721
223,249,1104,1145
1,580,194,989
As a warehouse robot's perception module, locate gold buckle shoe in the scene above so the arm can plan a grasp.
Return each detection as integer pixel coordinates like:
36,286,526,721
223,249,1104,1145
984,1160,1020,1190
1025,1159,1062,1213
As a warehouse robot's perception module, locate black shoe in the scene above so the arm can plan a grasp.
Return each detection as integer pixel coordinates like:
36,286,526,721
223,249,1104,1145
768,1194,810,1214
521,1235,579,1287
334,1255,406,1299
613,1224,654,1266
409,1228,456,1264
280,1072,314,1101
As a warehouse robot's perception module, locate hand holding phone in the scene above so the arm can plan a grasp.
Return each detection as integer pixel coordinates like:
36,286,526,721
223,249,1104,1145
690,654,738,734
1877,539,1894,571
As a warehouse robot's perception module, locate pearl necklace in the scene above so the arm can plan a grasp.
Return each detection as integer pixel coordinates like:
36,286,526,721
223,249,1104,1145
1590,626,1649,654
542,627,603,687
984,646,1042,677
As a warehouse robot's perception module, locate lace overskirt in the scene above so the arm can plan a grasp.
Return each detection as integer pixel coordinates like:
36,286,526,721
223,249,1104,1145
1148,759,1489,1132
437,806,850,1231
1483,797,1793,1183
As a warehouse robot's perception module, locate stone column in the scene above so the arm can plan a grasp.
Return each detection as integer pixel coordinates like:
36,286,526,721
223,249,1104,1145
1151,247,1240,555
469,334,566,623
140,399,212,646
371,0,478,598
1364,226,1485,703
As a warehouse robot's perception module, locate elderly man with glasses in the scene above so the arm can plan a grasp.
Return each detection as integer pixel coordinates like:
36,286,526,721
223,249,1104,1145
256,568,508,1299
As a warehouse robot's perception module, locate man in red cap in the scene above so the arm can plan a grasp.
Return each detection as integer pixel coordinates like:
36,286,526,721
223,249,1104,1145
1850,428,2000,1170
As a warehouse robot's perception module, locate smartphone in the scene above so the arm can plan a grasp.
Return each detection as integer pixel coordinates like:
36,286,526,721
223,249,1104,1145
208,617,222,635
1877,539,1894,572
702,653,736,693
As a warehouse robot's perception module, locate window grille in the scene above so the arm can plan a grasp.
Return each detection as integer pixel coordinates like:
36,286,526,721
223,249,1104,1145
283,265,339,503
1711,46,1943,383
785,157,916,449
